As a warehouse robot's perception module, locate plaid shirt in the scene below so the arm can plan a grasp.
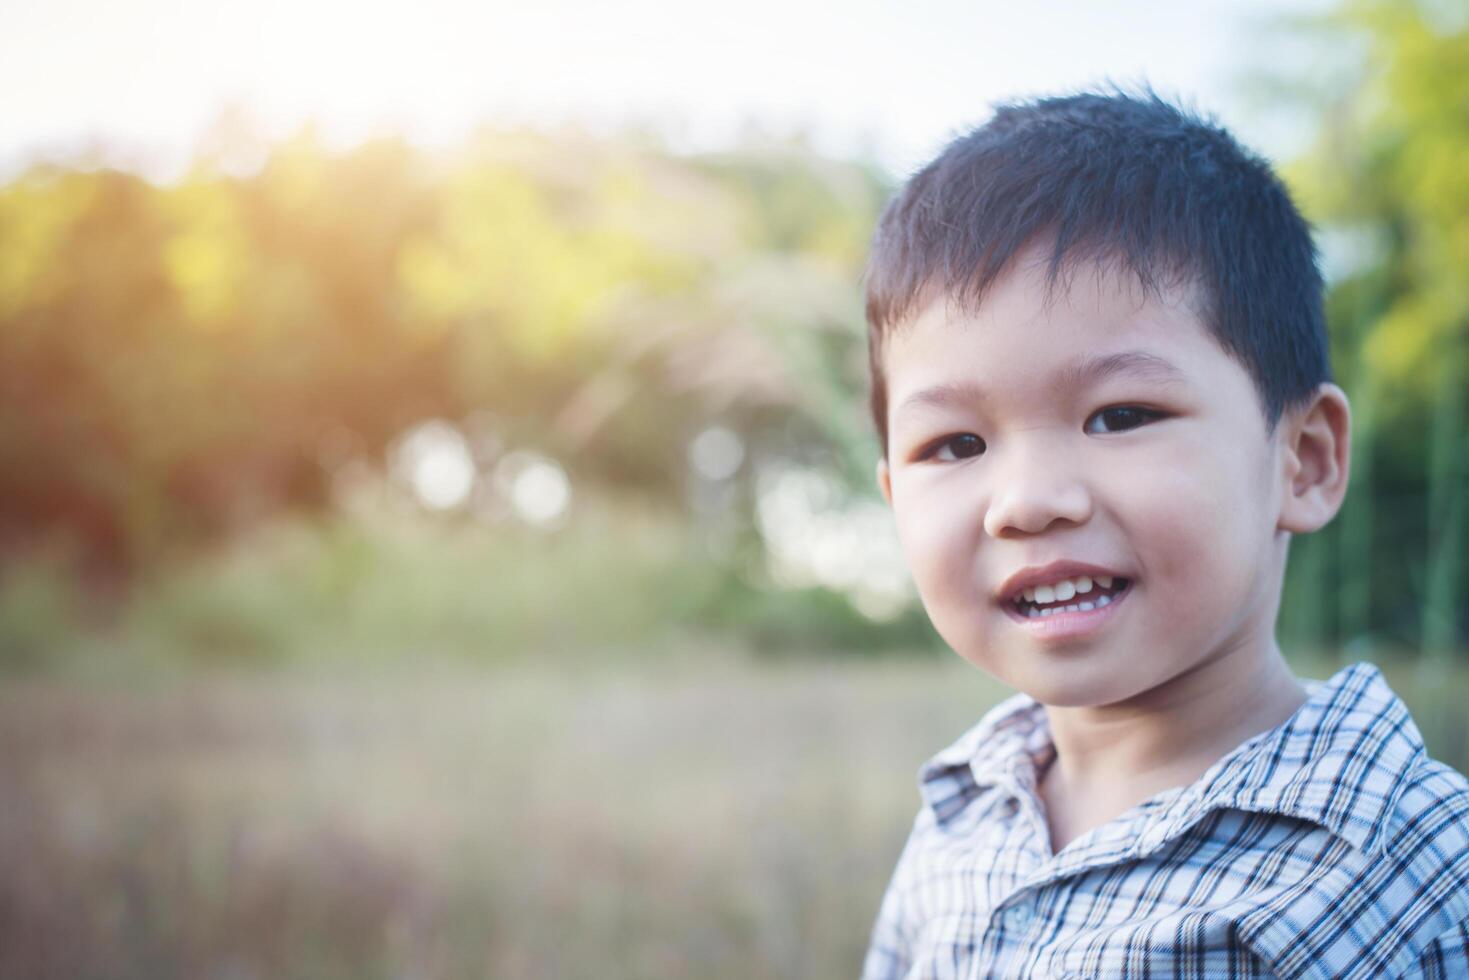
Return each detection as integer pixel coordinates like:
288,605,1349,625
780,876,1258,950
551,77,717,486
861,662,1469,979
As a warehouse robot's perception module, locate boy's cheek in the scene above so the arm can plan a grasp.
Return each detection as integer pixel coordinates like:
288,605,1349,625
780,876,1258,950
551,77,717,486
890,503,973,593
1125,479,1262,617
893,484,982,554
892,514,959,585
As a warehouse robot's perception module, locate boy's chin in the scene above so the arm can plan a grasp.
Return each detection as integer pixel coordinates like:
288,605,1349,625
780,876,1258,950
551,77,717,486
1022,685,1121,709
1001,667,1163,711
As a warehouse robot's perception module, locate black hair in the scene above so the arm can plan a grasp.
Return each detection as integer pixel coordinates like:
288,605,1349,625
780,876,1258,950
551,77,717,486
864,86,1330,457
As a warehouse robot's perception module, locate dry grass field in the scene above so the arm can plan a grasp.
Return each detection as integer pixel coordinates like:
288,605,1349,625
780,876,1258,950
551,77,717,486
0,650,1010,980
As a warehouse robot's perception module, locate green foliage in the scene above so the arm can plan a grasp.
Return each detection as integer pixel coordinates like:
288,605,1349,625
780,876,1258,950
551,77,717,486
1268,0,1468,658
0,128,887,585
699,576,941,659
0,544,81,671
41,489,914,670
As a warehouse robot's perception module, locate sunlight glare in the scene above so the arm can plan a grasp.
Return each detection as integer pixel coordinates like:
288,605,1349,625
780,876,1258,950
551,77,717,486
392,419,476,510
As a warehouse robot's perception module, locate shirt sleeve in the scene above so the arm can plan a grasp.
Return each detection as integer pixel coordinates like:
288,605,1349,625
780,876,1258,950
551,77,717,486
859,807,930,980
1404,918,1469,980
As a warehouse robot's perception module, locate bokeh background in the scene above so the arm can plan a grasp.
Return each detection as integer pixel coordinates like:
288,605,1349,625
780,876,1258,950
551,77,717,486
2,0,1466,977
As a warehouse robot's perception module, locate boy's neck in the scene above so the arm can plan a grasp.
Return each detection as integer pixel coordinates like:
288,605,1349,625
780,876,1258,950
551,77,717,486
1039,643,1309,807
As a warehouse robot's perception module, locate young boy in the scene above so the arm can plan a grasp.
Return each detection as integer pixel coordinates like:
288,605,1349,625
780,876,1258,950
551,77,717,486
860,90,1469,979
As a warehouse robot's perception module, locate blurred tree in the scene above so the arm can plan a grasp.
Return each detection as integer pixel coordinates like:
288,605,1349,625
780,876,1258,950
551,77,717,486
0,125,889,602
1267,0,1468,659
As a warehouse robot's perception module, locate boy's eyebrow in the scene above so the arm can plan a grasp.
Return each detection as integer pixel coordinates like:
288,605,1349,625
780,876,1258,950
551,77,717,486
893,350,1190,423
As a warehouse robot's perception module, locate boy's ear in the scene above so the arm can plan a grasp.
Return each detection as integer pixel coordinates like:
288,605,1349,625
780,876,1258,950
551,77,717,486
1277,382,1352,534
876,456,893,507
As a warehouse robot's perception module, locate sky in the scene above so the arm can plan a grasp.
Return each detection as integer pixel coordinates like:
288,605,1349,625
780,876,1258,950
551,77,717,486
2,0,1327,182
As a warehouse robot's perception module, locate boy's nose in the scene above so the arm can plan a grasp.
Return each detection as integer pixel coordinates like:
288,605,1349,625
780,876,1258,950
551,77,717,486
981,445,1093,538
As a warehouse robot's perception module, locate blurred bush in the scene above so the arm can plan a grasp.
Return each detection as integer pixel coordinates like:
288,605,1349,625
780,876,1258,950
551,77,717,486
1,484,935,670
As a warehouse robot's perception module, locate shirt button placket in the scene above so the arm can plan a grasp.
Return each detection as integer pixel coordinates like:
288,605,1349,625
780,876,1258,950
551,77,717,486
995,893,1034,932
1007,901,1032,928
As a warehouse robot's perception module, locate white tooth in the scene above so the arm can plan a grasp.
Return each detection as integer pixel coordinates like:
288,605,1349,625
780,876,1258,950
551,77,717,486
1097,575,1114,589
1023,587,1036,602
1040,607,1055,617
1054,580,1076,601
1034,584,1056,604
1097,594,1112,606
1079,601,1094,611
1075,576,1093,594
1064,603,1079,612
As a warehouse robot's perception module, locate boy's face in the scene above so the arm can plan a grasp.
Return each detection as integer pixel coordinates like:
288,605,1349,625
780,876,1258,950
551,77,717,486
876,247,1296,709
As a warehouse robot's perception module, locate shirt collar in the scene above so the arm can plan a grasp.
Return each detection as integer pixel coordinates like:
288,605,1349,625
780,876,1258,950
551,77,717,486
917,662,1425,858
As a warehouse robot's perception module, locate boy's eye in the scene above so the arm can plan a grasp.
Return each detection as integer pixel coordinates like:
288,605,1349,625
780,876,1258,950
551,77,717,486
1084,406,1164,434
922,433,986,462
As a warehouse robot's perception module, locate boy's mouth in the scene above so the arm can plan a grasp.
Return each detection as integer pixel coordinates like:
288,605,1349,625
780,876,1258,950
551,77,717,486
1008,575,1132,619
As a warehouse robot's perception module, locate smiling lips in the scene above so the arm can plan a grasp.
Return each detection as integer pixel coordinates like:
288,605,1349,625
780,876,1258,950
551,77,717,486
1011,575,1131,618
993,560,1136,635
